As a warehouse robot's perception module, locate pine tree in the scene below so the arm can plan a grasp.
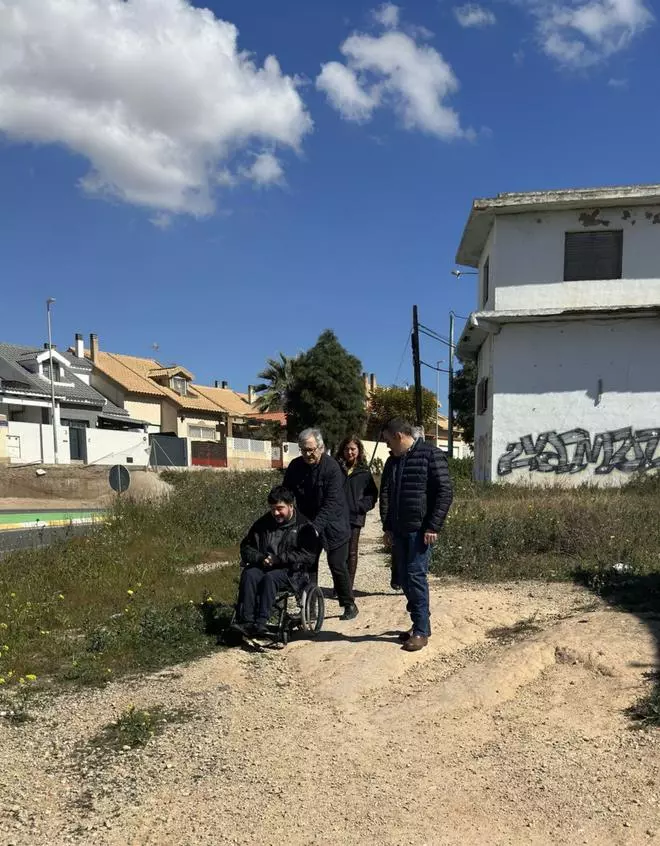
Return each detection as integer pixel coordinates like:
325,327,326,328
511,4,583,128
285,330,366,449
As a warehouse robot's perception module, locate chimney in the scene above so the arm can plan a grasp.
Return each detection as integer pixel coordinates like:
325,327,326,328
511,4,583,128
214,380,229,390
363,372,369,393
370,373,377,392
222,380,228,389
90,333,99,363
44,342,56,350
248,385,255,404
74,333,84,359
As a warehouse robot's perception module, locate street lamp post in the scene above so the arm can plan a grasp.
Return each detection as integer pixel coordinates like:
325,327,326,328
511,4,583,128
435,360,445,447
448,313,455,458
46,298,59,465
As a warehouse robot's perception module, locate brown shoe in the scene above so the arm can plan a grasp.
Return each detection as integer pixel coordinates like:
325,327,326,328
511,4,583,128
402,635,428,652
397,628,413,642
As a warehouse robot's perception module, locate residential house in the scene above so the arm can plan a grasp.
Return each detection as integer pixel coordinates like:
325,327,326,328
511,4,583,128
455,183,660,484
73,334,257,438
0,340,147,465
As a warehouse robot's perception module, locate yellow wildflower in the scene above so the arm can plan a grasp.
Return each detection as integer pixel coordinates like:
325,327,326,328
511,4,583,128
18,677,25,685
25,674,37,682
127,589,134,596
0,678,5,685
58,594,64,600
0,623,7,629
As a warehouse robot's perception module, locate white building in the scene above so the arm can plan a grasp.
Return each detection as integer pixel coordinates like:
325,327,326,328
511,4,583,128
455,184,660,485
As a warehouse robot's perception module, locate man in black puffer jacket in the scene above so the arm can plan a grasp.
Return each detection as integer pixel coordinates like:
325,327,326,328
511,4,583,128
380,418,453,652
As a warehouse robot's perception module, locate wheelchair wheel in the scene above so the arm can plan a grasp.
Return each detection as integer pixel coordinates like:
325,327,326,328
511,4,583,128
301,585,325,634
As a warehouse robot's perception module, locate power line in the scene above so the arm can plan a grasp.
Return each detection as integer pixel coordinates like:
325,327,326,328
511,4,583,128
421,359,450,374
392,328,411,385
418,325,453,349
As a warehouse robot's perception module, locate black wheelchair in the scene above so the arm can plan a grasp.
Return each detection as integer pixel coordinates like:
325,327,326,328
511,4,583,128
227,537,325,648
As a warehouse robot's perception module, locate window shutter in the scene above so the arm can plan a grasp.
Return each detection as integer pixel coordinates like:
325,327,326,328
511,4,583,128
564,231,623,281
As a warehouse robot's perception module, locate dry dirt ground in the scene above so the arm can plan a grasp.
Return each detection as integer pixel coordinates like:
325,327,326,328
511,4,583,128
2,513,660,846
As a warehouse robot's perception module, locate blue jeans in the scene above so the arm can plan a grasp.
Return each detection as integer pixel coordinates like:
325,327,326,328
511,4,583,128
393,531,432,637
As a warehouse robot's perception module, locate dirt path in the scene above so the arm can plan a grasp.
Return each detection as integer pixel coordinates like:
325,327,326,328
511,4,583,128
2,514,660,845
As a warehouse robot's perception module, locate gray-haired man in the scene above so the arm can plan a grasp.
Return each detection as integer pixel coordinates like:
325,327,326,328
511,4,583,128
283,428,358,620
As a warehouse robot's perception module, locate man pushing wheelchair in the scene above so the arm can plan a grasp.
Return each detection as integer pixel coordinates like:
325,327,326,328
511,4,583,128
232,485,319,640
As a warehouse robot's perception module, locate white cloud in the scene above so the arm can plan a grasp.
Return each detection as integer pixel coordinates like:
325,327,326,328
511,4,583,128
531,0,653,67
0,0,312,218
317,12,468,140
454,5,497,27
316,62,379,122
372,3,401,28
245,152,285,186
607,76,628,87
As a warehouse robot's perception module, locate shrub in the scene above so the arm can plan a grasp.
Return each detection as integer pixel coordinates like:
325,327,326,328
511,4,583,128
433,482,660,581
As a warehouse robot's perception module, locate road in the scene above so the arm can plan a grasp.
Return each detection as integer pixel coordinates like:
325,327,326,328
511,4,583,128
0,508,105,555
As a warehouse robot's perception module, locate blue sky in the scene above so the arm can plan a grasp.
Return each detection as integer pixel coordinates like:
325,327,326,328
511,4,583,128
0,0,657,410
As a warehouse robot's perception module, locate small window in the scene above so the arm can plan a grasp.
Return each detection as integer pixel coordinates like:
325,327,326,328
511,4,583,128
188,425,216,440
564,231,623,282
171,376,188,396
477,377,489,415
482,257,490,307
43,361,62,382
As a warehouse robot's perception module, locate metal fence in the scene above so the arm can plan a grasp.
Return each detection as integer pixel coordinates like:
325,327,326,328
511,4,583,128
227,437,271,454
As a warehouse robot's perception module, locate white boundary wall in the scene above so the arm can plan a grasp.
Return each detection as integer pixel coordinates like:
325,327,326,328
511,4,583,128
8,422,149,466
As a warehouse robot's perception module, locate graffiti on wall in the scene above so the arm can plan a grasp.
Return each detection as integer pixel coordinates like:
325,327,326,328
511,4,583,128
497,427,660,476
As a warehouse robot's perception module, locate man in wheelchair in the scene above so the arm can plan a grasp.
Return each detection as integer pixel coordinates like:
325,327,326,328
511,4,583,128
233,485,319,639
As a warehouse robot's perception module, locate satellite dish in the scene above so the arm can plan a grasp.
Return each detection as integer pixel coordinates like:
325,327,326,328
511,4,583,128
109,465,131,494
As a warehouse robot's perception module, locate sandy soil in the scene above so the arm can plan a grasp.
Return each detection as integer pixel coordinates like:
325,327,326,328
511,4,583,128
2,513,659,846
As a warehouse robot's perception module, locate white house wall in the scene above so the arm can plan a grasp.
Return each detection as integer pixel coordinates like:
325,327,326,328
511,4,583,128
493,205,660,311
7,421,150,466
490,318,660,485
474,334,494,481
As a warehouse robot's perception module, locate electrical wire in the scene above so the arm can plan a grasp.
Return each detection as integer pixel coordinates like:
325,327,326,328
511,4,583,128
392,329,411,385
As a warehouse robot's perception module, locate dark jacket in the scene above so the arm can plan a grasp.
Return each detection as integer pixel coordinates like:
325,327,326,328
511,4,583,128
379,439,453,535
240,510,319,590
339,462,379,528
283,453,351,551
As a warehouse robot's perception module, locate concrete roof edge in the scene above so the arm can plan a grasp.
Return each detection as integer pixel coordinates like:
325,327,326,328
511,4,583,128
455,183,660,268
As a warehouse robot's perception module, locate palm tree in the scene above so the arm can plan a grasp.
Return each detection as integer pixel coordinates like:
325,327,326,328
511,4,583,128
253,352,298,413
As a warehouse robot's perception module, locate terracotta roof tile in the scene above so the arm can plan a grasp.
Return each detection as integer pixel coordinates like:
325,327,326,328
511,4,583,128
87,350,254,417
193,385,254,416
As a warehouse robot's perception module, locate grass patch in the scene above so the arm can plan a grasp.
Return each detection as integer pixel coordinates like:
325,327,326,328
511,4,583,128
87,704,191,752
0,470,278,692
487,615,543,642
627,676,660,727
432,474,660,582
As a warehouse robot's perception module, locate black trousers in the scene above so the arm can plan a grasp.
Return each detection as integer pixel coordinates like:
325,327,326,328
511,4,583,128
238,567,290,625
347,527,361,590
327,542,354,606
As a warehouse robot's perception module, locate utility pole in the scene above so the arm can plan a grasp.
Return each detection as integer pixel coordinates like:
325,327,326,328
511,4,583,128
435,360,441,447
46,297,59,465
447,311,455,458
411,305,423,428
